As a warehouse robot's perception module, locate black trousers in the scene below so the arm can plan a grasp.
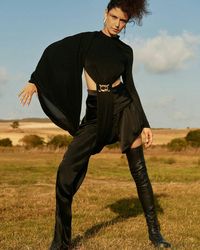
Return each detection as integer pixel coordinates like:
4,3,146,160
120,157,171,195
50,84,155,249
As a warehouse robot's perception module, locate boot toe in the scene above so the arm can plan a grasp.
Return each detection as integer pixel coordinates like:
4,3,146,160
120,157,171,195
151,238,171,249
149,233,171,248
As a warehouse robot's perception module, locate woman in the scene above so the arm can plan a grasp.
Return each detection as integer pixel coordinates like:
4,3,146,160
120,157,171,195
19,0,171,249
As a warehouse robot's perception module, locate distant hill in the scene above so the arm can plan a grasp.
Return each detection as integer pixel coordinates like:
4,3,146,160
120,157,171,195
0,118,51,123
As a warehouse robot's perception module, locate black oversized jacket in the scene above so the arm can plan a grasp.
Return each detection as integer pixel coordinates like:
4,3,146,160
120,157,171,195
29,31,150,136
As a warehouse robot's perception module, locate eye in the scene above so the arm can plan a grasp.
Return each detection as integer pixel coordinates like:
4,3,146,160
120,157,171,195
121,19,128,24
111,14,117,19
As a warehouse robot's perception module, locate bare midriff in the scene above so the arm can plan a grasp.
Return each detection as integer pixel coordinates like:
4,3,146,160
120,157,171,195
83,68,121,91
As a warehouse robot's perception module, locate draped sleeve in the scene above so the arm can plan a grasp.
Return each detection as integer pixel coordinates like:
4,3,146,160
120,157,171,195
122,46,150,128
29,31,96,135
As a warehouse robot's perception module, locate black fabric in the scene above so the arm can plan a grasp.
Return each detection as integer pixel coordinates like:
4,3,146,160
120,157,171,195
30,31,96,135
50,87,133,248
50,119,150,249
29,30,150,139
126,145,155,219
96,90,114,148
122,47,150,128
84,31,128,148
52,123,97,249
79,82,142,154
84,30,125,85
125,146,171,248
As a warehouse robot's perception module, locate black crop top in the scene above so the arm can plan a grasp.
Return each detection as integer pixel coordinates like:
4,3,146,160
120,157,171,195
84,31,127,85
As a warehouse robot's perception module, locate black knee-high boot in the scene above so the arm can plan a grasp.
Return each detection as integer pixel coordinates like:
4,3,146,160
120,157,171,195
126,145,171,248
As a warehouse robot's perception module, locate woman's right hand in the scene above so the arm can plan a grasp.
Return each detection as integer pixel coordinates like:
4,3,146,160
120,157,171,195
18,82,37,106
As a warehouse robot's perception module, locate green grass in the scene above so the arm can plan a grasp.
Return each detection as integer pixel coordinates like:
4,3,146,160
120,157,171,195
0,149,200,249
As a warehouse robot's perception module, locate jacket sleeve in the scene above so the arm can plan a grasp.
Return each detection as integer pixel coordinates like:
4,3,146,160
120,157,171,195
122,46,150,128
28,33,85,135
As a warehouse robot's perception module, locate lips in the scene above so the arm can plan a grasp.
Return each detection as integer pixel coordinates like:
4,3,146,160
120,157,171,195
112,28,119,32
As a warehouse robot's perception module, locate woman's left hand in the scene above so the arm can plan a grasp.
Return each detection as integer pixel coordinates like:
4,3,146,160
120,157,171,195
142,128,153,148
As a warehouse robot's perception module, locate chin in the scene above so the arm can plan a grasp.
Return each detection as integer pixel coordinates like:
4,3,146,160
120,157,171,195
110,29,120,36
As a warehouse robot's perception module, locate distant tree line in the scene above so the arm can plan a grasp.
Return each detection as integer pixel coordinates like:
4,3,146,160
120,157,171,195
167,129,200,151
19,134,74,149
0,129,200,151
0,134,73,149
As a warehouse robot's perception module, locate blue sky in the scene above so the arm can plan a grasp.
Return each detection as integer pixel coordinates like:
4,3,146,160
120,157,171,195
0,0,199,128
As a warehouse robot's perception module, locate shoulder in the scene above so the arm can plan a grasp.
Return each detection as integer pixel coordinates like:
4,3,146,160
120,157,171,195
61,31,97,42
120,40,133,52
117,39,133,61
54,31,96,45
45,31,97,52
118,38,133,54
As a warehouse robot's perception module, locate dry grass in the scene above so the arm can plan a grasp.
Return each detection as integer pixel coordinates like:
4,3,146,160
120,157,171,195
150,128,191,145
0,122,67,145
0,121,197,146
0,148,200,250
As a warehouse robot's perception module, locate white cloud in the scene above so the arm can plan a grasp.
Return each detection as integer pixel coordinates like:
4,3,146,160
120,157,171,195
129,31,200,73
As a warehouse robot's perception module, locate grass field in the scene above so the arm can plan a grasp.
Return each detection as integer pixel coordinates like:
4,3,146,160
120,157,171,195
0,146,200,250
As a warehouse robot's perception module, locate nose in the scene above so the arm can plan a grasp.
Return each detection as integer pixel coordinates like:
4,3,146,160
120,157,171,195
115,19,120,28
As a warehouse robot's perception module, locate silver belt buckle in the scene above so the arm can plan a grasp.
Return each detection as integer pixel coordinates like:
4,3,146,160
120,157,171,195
98,84,110,92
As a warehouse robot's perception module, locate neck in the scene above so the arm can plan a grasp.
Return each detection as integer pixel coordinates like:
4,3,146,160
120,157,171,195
101,28,118,38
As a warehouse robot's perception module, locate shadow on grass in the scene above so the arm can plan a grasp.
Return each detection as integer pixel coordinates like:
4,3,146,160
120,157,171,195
72,193,166,247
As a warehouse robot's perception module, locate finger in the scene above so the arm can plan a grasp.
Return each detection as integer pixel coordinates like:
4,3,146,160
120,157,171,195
144,132,149,143
20,91,33,104
24,95,32,106
149,132,153,145
19,94,27,105
145,133,152,148
147,140,152,147
147,138,152,147
21,97,28,106
18,89,25,97
145,141,151,148
148,133,153,144
145,139,150,147
19,92,27,102
27,95,32,106
20,94,29,106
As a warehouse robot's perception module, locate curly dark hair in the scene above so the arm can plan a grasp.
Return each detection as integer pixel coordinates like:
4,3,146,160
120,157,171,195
107,0,150,25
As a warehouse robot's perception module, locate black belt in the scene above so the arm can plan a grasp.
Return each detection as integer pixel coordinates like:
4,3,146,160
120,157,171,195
88,82,125,96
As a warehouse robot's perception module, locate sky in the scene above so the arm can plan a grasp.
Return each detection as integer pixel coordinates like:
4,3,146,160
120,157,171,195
0,0,199,128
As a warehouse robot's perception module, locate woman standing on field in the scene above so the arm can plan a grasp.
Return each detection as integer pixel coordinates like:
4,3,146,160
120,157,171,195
18,0,171,249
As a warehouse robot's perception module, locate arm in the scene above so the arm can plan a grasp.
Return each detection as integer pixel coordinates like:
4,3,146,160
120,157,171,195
123,47,150,128
18,32,95,134
122,46,153,148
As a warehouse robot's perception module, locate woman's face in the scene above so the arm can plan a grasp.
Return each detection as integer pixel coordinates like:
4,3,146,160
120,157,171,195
104,7,129,36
